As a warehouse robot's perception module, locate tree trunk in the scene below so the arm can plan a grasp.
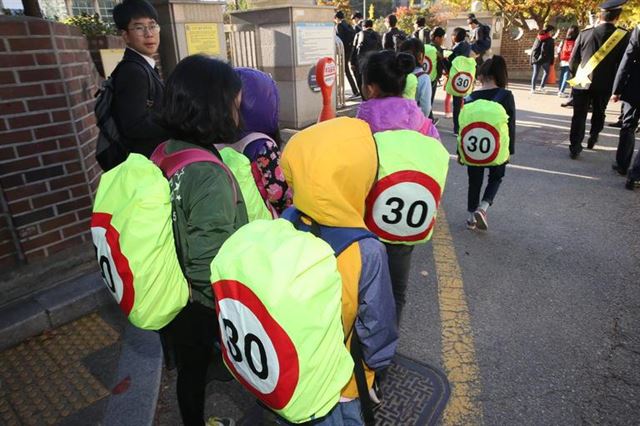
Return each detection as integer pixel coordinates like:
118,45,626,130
22,0,43,18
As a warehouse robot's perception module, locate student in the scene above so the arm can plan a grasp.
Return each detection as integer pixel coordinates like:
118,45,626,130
530,25,555,93
557,25,579,97
357,50,440,320
335,11,359,97
281,118,398,425
467,15,492,66
400,37,433,118
382,14,406,51
413,16,430,44
446,27,471,135
158,55,249,426
462,56,516,230
429,26,447,122
224,67,292,216
352,19,382,93
111,0,168,158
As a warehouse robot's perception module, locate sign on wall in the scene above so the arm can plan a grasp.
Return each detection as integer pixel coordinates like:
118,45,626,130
185,23,221,56
295,23,334,66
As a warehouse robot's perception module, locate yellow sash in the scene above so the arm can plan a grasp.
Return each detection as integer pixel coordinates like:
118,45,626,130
569,28,627,89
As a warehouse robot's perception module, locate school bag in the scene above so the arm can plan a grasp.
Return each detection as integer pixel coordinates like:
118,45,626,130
365,130,450,245
94,60,156,172
402,73,418,100
210,217,374,423
424,44,439,81
457,89,510,167
91,143,237,330
216,132,277,221
392,30,407,51
445,56,476,97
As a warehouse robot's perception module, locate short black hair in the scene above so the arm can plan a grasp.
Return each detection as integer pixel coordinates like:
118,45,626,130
566,25,580,41
453,27,467,43
477,55,509,88
416,17,426,27
364,19,374,29
112,0,158,31
468,17,480,25
601,8,622,22
361,50,415,97
352,12,363,20
399,37,425,65
335,11,345,20
161,55,242,147
431,26,446,39
386,14,397,27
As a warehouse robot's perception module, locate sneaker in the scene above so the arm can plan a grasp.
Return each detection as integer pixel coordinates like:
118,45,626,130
474,209,488,230
561,100,574,108
206,417,235,426
612,163,627,176
466,218,477,230
445,112,453,119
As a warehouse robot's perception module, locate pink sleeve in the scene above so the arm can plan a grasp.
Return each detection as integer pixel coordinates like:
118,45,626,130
419,118,441,140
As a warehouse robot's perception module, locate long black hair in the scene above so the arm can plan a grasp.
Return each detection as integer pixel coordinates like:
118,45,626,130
477,55,509,88
399,37,425,66
161,55,242,147
566,25,580,41
361,50,415,97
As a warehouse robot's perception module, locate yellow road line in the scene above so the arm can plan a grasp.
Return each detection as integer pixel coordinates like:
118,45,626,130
432,209,484,425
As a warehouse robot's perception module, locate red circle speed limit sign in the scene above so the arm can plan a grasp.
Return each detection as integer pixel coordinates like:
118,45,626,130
460,122,501,164
365,171,442,242
451,71,473,95
214,280,299,409
424,57,433,75
90,213,135,315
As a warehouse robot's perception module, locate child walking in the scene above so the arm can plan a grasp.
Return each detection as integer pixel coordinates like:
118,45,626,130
462,56,516,230
400,37,433,118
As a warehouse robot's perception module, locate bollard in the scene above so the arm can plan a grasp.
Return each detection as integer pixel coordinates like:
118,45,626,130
316,57,337,122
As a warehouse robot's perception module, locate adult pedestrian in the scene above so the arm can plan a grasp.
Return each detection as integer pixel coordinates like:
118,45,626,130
352,19,382,95
611,24,640,184
382,14,406,51
530,25,555,93
413,16,430,44
335,11,360,97
467,14,491,66
446,27,472,135
351,11,363,33
557,25,580,97
568,0,630,158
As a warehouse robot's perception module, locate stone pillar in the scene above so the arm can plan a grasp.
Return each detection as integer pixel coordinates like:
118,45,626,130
151,0,227,75
231,4,335,129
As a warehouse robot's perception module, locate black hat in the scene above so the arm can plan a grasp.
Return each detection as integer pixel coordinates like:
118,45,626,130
599,0,626,10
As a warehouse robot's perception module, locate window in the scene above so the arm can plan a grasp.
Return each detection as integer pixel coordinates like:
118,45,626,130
72,0,96,16
98,0,120,21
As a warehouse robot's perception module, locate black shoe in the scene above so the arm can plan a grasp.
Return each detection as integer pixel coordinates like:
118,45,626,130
625,179,635,190
570,150,580,159
608,121,623,128
587,136,597,149
561,100,574,108
612,163,627,176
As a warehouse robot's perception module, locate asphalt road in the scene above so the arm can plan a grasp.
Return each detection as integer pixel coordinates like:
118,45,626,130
156,82,640,425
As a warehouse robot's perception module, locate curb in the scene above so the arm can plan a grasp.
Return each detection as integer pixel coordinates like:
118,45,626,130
0,271,112,351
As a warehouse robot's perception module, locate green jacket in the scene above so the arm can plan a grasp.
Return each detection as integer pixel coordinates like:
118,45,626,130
165,139,249,308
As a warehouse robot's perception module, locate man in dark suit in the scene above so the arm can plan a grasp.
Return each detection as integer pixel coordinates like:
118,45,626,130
567,0,630,158
335,11,360,97
111,0,168,158
610,25,640,188
382,14,405,51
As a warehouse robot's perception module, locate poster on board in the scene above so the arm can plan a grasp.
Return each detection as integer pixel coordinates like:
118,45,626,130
295,23,335,66
185,23,221,56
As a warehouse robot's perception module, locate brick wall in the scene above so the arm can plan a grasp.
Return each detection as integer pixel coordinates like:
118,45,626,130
87,35,126,78
501,28,539,81
0,16,102,267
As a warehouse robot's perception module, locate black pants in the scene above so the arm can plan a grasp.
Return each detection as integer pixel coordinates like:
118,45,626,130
383,243,414,324
615,101,640,172
453,96,463,134
569,89,610,154
467,164,506,212
429,80,437,120
343,46,359,96
161,302,219,426
351,60,362,96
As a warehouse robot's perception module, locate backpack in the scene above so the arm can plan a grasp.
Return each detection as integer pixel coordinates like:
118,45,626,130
402,73,418,100
91,143,237,330
392,30,407,51
216,132,277,221
414,27,431,44
94,60,156,172
457,89,510,167
424,44,439,81
365,130,450,244
209,216,376,423
355,29,379,57
445,56,476,97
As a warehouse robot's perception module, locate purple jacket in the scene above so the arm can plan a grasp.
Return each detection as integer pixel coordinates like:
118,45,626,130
356,97,440,139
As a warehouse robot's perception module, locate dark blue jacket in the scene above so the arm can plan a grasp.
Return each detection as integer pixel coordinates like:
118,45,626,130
613,25,639,107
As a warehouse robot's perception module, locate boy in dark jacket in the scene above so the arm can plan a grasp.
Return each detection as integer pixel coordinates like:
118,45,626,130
112,0,168,159
530,25,555,93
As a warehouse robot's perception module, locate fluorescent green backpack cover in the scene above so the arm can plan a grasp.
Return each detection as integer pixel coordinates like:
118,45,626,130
219,147,273,222
365,130,450,245
457,96,510,166
403,73,418,100
445,56,476,97
91,154,189,330
424,44,438,82
210,219,353,423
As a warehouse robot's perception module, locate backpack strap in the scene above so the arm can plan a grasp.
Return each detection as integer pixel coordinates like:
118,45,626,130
215,132,274,161
150,141,238,203
414,71,428,78
492,88,507,103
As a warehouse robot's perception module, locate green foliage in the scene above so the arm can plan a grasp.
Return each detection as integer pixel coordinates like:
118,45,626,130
64,13,117,37
226,0,249,12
